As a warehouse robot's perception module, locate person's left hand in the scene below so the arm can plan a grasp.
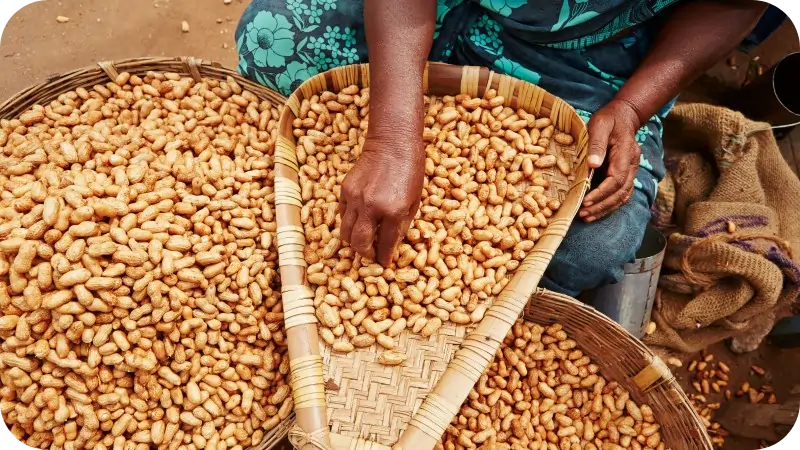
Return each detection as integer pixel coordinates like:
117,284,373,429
580,99,642,222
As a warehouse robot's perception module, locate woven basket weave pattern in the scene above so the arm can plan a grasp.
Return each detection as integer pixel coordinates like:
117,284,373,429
320,96,584,445
0,56,293,450
274,63,599,450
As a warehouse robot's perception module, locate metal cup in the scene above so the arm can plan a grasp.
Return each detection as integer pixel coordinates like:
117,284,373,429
581,225,667,339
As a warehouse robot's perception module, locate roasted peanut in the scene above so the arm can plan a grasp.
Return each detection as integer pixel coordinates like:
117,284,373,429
0,72,290,450
296,88,571,362
439,320,663,450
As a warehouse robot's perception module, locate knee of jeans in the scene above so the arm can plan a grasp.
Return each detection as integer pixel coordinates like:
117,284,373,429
543,191,651,295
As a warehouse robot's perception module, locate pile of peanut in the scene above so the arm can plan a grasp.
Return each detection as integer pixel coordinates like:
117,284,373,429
438,321,667,450
292,86,574,360
0,72,291,449
686,354,773,447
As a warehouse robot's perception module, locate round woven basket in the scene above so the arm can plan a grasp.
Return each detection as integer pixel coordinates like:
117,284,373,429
523,289,713,449
0,56,294,450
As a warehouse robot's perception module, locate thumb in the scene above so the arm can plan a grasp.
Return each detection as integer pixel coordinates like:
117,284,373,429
587,113,613,168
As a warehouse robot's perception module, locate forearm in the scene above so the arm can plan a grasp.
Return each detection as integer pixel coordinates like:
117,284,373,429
615,0,768,126
364,0,436,146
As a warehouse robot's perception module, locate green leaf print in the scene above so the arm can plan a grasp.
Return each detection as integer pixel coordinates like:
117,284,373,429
297,37,308,52
552,0,598,31
298,51,314,66
237,58,249,76
494,57,541,85
552,0,571,32
565,11,599,28
236,30,246,54
253,70,278,92
292,15,305,31
479,0,526,17
586,60,623,91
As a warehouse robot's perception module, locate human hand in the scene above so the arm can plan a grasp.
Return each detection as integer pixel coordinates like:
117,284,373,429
580,99,642,222
339,132,425,266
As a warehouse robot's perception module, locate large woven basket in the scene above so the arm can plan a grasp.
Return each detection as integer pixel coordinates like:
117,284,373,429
0,56,294,450
274,63,595,449
523,289,713,449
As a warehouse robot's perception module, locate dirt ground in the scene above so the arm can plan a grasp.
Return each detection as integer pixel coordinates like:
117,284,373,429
1,2,799,450
0,0,248,100
672,342,800,450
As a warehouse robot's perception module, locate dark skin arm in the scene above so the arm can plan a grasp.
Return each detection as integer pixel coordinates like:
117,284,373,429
582,0,768,221
344,0,767,261
338,0,435,265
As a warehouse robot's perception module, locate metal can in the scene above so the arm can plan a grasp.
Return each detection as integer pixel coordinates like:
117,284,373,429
582,225,667,339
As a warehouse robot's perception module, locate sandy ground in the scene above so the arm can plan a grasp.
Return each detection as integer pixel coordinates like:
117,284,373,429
1,2,799,450
0,0,248,99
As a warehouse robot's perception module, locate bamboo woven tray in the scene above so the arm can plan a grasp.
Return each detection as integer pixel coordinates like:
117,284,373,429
0,56,294,450
522,289,713,449
273,63,593,450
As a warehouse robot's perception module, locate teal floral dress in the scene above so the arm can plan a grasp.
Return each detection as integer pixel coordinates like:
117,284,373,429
236,0,679,296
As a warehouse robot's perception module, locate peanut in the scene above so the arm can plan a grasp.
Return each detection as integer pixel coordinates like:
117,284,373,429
0,72,290,450
439,320,663,450
377,350,408,366
294,87,569,361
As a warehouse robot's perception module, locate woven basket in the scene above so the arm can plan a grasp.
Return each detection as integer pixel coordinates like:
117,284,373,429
0,56,294,450
273,62,596,450
522,289,713,449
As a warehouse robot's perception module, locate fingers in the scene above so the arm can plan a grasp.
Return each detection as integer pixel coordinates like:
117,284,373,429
349,212,377,260
586,114,614,168
581,145,639,221
375,217,404,266
581,175,635,222
583,139,637,207
339,203,358,246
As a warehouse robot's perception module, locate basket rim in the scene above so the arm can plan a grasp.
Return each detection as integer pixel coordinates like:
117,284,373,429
0,56,293,450
273,62,599,450
523,288,714,449
0,55,285,121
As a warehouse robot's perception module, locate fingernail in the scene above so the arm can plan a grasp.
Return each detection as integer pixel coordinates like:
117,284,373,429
579,211,588,217
588,155,602,166
583,200,593,207
585,216,596,222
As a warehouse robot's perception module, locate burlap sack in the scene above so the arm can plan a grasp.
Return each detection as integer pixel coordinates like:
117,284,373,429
644,104,800,353
650,170,676,229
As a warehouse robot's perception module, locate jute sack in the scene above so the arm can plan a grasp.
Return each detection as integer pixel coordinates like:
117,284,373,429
645,103,800,353
650,170,676,229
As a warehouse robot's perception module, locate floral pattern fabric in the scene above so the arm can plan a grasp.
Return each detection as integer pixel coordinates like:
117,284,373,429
237,0,367,94
235,0,674,295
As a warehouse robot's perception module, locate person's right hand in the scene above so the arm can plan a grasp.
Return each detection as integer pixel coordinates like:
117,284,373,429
339,130,425,266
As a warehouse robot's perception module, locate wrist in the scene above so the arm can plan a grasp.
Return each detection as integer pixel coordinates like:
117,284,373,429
606,97,646,129
367,93,425,143
364,115,426,164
